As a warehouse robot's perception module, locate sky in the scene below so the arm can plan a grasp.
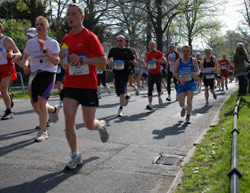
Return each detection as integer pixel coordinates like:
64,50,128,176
217,0,245,34
193,0,245,49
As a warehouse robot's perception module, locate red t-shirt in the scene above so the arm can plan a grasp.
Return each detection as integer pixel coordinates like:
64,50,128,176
61,28,105,89
146,50,163,74
219,59,229,71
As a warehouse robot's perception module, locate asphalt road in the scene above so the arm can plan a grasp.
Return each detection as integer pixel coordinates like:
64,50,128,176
0,82,237,193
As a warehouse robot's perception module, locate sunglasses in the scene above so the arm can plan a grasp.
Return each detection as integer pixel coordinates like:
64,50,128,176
117,40,123,42
182,50,190,53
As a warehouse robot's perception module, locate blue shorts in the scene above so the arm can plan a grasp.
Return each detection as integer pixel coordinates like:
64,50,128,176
177,81,196,94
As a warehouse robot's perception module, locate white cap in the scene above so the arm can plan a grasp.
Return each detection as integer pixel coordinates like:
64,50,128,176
26,27,37,37
169,42,175,47
196,52,201,55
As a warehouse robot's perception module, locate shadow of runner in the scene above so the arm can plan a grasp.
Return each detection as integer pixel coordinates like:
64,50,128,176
0,138,34,157
0,128,37,141
0,156,99,193
152,121,188,139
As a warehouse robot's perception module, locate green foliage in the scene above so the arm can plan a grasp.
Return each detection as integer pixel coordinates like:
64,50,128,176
175,92,250,193
0,18,31,51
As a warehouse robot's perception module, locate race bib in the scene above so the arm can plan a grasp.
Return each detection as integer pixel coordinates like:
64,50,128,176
69,54,89,75
96,69,104,74
148,60,156,69
57,65,61,74
206,74,215,79
114,60,125,70
0,48,3,60
221,65,227,70
180,74,193,82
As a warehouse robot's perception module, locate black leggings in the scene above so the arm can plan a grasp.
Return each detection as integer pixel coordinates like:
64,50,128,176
167,71,178,95
97,70,107,87
148,73,162,96
238,76,247,95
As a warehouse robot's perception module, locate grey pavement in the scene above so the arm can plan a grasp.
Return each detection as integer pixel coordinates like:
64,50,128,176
0,82,237,193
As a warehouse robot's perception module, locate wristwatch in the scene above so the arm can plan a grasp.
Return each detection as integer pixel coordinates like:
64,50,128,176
79,57,84,64
43,49,47,54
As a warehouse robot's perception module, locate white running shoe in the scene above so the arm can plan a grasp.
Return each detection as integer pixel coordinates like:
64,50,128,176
65,153,83,170
118,109,124,117
48,104,60,123
99,120,109,143
35,130,48,142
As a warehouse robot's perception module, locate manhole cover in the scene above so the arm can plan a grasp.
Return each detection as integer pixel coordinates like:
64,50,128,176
154,155,182,166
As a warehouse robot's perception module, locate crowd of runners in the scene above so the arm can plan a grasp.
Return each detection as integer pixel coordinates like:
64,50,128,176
1,3,250,170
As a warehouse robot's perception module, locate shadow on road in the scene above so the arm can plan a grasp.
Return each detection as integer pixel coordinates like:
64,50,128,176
152,121,188,139
0,128,37,141
191,105,213,115
0,138,34,157
0,156,99,193
12,109,35,115
98,102,120,109
114,110,155,123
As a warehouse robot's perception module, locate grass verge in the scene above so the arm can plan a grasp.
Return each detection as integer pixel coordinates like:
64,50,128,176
175,92,250,193
0,90,59,100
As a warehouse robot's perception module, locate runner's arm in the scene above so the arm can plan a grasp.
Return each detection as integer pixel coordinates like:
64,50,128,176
15,52,29,69
44,52,60,66
213,56,219,73
191,58,200,81
5,37,22,58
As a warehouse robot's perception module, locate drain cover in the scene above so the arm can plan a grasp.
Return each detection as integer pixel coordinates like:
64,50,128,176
154,155,182,166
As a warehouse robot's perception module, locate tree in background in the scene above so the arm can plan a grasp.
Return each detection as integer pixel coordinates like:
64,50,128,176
176,0,221,51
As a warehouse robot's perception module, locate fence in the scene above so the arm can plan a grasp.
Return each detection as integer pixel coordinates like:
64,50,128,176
227,96,243,193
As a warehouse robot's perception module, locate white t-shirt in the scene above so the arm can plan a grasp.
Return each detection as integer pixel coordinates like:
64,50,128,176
24,37,60,73
168,52,177,72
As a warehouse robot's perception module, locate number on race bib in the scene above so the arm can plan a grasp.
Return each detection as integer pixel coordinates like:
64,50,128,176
206,74,215,79
69,63,89,75
180,74,193,82
96,69,104,74
114,60,125,70
148,61,156,69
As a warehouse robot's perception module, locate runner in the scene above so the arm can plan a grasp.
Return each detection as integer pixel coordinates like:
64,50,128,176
173,45,199,124
126,39,139,96
59,3,109,170
97,63,111,99
201,47,218,107
196,52,202,93
219,54,231,91
215,64,221,91
161,62,167,92
141,64,148,88
108,35,137,117
16,16,60,141
166,42,179,101
229,63,234,83
0,22,22,120
56,63,65,106
145,40,166,110
131,47,145,90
